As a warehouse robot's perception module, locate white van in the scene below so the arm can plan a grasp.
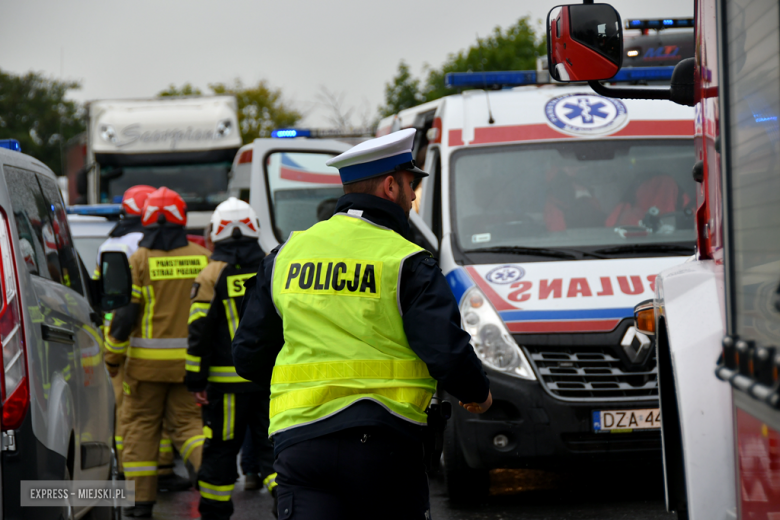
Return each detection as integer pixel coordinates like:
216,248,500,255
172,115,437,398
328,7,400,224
237,67,696,500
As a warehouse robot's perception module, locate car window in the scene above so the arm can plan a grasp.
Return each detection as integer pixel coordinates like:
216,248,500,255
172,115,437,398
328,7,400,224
37,175,84,295
3,166,56,280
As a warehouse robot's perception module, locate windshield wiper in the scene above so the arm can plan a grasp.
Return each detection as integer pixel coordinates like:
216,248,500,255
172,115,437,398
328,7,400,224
593,243,696,255
467,246,577,259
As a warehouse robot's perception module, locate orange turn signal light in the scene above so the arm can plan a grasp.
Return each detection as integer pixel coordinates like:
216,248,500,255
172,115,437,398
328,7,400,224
635,308,656,335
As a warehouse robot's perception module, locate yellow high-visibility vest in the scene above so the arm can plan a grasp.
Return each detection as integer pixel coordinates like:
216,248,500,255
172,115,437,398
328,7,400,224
269,213,436,436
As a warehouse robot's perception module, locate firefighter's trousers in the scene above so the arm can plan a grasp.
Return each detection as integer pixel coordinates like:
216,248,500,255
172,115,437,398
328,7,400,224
111,367,175,475
198,389,274,520
120,372,205,502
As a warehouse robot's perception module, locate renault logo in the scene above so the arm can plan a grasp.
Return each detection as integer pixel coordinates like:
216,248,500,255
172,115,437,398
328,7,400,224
621,326,652,364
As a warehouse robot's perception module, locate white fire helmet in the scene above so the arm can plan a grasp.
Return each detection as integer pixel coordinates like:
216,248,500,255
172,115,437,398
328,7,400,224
210,197,260,243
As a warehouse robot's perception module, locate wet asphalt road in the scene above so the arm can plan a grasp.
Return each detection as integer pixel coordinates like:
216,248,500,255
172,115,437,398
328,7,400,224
154,462,676,520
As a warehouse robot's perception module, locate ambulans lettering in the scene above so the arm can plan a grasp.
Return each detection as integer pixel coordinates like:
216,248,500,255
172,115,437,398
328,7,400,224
508,281,532,302
282,259,382,298
617,276,643,295
540,279,563,299
227,273,256,297
497,275,662,303
597,277,614,296
149,256,208,280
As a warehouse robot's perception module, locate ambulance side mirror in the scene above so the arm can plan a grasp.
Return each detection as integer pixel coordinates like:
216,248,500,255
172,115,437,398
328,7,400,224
546,4,623,82
98,251,132,311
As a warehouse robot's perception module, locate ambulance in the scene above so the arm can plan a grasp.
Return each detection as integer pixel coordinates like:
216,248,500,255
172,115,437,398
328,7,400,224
234,63,695,501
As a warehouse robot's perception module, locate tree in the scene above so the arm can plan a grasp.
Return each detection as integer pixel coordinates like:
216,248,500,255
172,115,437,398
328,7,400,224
209,80,301,143
0,69,85,175
158,83,203,97
423,17,545,101
378,17,546,116
378,61,425,118
317,86,375,131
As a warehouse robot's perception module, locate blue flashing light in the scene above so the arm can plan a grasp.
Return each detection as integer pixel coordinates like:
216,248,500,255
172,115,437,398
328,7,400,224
445,70,537,89
625,18,694,30
66,204,123,216
0,139,21,152
611,66,675,82
272,129,312,139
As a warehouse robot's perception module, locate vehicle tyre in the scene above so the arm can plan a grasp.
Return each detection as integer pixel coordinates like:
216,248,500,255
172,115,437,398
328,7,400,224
442,421,489,503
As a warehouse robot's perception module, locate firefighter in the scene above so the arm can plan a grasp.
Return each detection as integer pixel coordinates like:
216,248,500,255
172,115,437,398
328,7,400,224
104,187,211,518
186,197,276,520
232,129,492,519
101,185,190,492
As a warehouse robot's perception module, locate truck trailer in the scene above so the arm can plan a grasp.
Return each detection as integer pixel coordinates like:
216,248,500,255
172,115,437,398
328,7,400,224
69,96,242,228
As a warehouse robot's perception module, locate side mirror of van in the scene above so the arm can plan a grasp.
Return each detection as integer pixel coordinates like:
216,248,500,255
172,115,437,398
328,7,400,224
98,252,132,311
546,4,623,82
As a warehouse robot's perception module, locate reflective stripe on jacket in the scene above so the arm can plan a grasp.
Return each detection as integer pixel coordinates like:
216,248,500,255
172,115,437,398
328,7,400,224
117,242,210,383
186,259,261,393
269,213,437,436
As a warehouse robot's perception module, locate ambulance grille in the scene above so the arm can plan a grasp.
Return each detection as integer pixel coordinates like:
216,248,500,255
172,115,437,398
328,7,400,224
523,345,658,402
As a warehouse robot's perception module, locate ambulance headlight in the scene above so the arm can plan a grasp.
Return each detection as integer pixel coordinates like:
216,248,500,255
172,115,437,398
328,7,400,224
460,287,536,380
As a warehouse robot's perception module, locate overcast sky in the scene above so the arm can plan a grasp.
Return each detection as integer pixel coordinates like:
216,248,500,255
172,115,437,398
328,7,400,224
1,0,693,128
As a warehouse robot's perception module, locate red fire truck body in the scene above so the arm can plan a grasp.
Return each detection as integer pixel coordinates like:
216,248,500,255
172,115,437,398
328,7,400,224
549,0,780,518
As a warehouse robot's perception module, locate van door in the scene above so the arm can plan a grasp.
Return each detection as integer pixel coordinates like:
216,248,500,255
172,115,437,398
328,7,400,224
3,166,78,467
247,139,350,251
37,174,112,484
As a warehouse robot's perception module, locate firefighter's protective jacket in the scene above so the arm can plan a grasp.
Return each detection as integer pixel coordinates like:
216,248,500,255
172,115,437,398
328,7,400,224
105,241,211,382
186,242,264,393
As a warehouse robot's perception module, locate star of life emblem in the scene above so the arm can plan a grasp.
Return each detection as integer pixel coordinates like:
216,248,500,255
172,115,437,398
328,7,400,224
485,265,525,285
545,93,628,136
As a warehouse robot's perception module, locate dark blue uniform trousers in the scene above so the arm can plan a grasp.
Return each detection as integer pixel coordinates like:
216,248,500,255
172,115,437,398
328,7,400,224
274,426,430,520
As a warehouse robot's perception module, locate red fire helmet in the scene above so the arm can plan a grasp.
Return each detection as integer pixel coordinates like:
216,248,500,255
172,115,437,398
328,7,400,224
122,185,156,217
141,187,187,227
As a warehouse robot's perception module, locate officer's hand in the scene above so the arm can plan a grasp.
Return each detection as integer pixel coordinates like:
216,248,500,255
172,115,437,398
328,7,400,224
106,364,119,378
192,391,209,405
460,390,492,414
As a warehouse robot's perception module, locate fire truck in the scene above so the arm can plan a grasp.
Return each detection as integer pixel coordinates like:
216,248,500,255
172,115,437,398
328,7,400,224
548,2,780,519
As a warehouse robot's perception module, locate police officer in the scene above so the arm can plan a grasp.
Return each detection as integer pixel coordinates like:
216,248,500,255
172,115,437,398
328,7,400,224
186,198,276,520
232,128,492,519
100,185,190,492
105,187,211,517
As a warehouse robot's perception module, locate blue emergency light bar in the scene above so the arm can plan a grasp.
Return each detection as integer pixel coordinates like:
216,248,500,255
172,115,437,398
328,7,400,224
446,71,538,89
445,66,675,89
0,139,21,152
610,66,675,81
66,204,123,216
272,129,312,139
625,18,693,30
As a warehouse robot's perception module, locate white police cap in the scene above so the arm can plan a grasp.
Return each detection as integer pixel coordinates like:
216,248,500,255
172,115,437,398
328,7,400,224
325,128,428,185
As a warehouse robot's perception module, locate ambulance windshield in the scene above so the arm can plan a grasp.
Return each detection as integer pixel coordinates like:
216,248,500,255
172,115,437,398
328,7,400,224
451,139,696,258
264,151,343,241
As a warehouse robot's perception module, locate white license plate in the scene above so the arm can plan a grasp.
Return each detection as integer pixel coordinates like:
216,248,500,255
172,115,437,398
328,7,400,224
592,408,661,432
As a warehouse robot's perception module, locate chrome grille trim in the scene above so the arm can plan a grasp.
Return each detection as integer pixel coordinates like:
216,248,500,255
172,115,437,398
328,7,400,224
524,346,659,403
